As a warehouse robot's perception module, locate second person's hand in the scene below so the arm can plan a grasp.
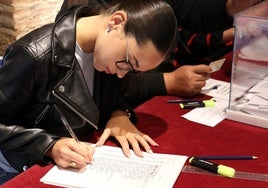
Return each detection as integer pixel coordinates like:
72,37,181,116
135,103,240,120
164,64,211,98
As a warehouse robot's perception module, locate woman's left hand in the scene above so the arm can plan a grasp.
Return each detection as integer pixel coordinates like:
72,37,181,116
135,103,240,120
96,110,159,157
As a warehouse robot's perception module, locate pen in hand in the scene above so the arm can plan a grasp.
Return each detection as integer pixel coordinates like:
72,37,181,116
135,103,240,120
55,106,79,143
60,116,79,143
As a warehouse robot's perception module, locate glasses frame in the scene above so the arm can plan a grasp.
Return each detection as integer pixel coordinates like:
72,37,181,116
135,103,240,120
115,38,137,73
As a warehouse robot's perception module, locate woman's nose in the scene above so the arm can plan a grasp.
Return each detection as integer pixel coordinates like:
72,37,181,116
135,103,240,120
116,69,128,78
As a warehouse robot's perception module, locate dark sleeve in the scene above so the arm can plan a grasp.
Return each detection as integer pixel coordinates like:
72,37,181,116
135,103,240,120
93,73,138,127
121,72,167,108
165,0,234,65
166,0,233,32
175,28,233,64
0,45,58,172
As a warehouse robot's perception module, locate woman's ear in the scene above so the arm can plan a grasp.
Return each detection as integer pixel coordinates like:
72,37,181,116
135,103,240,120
107,10,127,31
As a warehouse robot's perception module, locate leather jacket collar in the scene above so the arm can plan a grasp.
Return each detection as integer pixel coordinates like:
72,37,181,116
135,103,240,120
52,6,96,68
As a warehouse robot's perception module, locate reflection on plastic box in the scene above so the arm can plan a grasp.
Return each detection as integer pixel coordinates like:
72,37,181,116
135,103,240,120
226,0,268,129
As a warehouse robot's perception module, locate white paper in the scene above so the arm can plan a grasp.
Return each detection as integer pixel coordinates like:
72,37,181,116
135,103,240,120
209,58,226,72
181,98,228,127
40,145,187,188
179,79,230,127
201,78,230,100
248,78,268,93
180,78,240,127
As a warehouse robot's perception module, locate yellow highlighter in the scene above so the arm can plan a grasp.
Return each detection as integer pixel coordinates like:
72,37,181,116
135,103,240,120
179,99,216,109
189,157,236,178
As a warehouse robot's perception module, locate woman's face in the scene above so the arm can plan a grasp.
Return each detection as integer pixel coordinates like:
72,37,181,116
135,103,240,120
93,28,165,78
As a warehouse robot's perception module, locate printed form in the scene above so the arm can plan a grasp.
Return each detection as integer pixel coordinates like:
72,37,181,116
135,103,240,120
40,145,187,188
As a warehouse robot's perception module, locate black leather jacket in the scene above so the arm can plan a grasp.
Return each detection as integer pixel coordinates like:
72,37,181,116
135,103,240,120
0,6,133,172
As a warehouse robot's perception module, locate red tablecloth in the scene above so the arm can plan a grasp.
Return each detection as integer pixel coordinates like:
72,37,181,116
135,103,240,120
2,55,268,188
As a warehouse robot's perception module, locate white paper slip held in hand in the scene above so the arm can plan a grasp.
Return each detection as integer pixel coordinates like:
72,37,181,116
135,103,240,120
209,58,226,72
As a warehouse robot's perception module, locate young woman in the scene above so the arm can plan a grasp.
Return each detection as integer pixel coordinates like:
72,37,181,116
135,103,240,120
0,0,177,184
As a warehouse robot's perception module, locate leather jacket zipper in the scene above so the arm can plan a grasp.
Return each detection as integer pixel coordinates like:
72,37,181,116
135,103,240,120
52,90,98,129
35,104,51,125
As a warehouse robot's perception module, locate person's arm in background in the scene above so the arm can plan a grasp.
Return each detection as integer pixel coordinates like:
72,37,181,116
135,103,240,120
226,0,259,16
119,0,258,107
175,27,234,65
168,0,257,65
120,63,211,108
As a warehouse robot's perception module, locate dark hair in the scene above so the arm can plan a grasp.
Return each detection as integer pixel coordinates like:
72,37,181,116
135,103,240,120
102,0,177,60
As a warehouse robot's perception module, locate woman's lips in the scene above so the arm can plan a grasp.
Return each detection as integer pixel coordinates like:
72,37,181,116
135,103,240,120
105,67,112,74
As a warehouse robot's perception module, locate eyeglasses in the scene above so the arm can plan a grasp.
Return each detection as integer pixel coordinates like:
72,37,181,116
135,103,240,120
115,38,137,73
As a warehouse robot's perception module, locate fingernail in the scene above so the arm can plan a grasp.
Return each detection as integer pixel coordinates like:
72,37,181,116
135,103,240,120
125,152,130,158
147,149,153,154
88,158,94,164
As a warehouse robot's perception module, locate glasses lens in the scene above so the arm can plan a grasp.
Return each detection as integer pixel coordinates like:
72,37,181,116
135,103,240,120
116,60,134,72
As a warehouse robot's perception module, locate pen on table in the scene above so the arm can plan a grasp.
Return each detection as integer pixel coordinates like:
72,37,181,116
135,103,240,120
202,84,221,91
193,156,258,160
189,157,236,178
166,99,204,103
179,99,216,109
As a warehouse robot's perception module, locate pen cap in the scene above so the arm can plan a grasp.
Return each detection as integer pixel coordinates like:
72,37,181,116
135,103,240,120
203,99,216,107
217,164,236,178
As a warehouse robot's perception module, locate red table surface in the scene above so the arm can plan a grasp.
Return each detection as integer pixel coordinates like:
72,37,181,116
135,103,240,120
2,55,268,188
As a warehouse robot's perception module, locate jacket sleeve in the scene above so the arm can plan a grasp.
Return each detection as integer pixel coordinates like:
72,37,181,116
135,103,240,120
119,0,234,106
175,28,233,65
166,0,234,64
0,45,59,172
167,0,233,32
121,72,167,109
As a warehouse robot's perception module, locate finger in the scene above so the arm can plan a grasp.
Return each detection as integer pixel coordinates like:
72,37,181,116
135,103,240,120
134,134,157,154
65,141,93,165
55,150,86,169
80,142,95,163
194,64,212,74
67,160,86,169
194,72,210,82
96,129,111,146
115,136,131,157
141,134,159,147
129,134,144,157
189,79,206,91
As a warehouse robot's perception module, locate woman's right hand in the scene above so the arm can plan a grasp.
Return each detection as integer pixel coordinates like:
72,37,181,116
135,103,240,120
46,138,95,169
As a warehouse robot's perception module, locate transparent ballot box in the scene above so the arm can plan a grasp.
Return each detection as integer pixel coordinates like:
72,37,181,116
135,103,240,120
226,1,268,129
